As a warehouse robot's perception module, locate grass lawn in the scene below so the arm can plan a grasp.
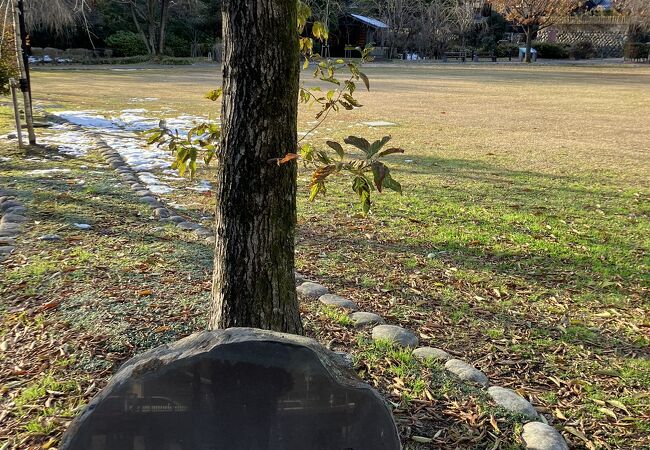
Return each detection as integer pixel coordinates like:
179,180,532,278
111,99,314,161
1,62,649,449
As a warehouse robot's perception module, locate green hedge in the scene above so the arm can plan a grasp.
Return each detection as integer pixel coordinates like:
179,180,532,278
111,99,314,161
569,41,595,60
533,41,570,59
106,31,148,57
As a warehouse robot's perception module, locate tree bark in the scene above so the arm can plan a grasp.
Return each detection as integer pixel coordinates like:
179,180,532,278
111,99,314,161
524,25,533,63
210,0,303,334
130,3,152,54
158,0,170,55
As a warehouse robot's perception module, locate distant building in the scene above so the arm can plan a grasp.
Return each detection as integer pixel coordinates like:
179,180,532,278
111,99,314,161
320,14,388,58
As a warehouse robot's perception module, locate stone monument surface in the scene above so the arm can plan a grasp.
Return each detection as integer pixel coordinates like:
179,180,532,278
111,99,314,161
61,328,401,450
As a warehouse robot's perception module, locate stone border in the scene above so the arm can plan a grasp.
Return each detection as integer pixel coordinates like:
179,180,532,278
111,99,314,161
0,191,27,264
296,276,570,450
94,138,215,242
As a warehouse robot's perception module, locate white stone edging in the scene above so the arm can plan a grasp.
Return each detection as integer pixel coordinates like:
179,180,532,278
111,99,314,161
296,276,570,450
0,192,27,264
95,138,215,242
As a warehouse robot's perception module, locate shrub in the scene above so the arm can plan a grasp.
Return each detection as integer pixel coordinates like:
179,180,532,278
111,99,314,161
569,41,595,60
533,41,570,59
106,31,148,57
624,42,649,61
163,34,191,57
495,42,518,58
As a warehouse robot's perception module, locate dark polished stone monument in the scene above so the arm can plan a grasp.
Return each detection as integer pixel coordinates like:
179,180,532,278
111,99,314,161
61,328,401,450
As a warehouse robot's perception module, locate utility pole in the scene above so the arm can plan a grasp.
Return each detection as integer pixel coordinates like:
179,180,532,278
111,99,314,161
12,0,36,145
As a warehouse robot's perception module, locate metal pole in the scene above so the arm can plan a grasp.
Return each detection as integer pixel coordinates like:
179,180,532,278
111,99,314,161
12,0,36,145
9,78,23,148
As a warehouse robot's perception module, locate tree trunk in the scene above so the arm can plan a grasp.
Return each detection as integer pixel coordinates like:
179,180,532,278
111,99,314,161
525,26,533,63
148,23,158,55
130,4,152,55
210,0,303,334
147,0,158,55
158,0,170,55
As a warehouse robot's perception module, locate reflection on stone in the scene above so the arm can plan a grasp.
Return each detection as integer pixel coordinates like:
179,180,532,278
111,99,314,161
61,328,401,450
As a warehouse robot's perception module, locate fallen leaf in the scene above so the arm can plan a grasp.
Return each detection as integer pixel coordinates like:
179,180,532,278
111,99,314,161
606,399,631,415
598,407,618,420
42,438,57,449
40,300,60,310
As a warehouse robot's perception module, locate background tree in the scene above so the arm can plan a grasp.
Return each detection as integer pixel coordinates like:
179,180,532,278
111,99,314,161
614,0,650,41
449,0,476,51
23,0,85,33
357,0,420,58
491,0,582,62
413,0,455,58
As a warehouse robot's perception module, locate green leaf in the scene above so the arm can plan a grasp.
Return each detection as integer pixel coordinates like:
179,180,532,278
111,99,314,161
367,136,391,158
344,80,356,94
312,21,329,41
315,150,332,164
300,143,315,161
297,0,311,32
352,176,371,215
326,140,345,159
309,183,321,201
342,93,361,107
344,136,370,154
382,172,402,195
359,71,370,91
371,161,387,192
378,147,405,158
205,87,223,101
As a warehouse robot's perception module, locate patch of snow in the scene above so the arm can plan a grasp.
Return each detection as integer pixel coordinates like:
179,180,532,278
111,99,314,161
28,168,71,175
57,111,118,129
51,110,218,199
189,180,212,192
122,108,148,114
74,223,92,230
129,97,159,102
162,169,183,178
40,125,93,157
137,172,174,194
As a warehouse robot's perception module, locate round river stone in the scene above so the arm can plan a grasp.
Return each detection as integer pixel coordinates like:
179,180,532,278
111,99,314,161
488,386,539,420
413,347,451,362
319,294,358,310
444,359,488,386
296,282,329,300
521,422,569,450
371,325,419,348
349,312,384,327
